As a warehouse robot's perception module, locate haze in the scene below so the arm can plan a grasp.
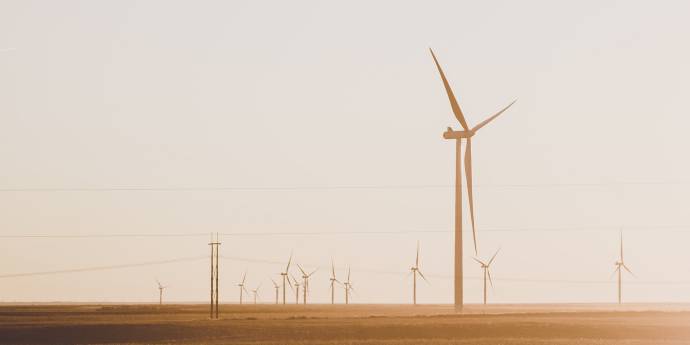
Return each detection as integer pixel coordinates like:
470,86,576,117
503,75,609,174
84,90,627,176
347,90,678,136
1,0,689,304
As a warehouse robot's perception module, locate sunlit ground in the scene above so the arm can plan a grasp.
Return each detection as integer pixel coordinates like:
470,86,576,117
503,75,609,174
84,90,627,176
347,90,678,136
1,304,689,344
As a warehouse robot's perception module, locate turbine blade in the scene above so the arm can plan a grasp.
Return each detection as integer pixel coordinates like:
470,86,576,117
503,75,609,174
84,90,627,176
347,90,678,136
271,278,278,288
610,266,620,279
472,257,486,266
416,240,420,267
331,258,336,278
286,253,292,272
471,100,517,132
297,263,306,276
488,248,500,266
242,271,247,284
464,137,478,255
620,230,624,262
418,269,429,283
347,267,351,283
429,48,469,130
308,269,317,277
623,264,636,278
487,269,494,288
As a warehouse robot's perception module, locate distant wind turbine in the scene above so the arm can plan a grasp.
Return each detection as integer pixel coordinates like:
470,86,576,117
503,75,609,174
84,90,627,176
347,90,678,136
297,264,317,305
613,231,635,304
280,253,292,304
271,278,280,304
251,284,261,304
473,248,500,305
343,267,353,304
237,271,249,305
291,274,301,304
430,48,516,310
410,241,428,305
156,279,167,305
329,259,341,304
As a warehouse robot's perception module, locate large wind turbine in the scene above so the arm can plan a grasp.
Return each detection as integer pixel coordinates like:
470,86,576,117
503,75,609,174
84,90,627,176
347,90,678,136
473,248,500,305
280,253,292,304
410,241,428,305
297,264,317,305
237,271,249,305
430,48,516,309
613,231,635,304
156,279,167,305
329,259,341,304
271,278,280,304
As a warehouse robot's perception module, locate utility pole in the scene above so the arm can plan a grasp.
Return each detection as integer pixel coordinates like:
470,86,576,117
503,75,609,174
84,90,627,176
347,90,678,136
208,232,221,319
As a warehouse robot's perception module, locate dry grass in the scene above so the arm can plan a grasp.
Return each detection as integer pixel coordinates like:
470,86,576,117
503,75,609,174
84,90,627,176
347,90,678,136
1,304,689,344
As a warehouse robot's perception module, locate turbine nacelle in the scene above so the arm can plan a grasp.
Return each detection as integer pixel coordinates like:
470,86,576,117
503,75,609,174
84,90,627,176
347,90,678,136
443,128,475,139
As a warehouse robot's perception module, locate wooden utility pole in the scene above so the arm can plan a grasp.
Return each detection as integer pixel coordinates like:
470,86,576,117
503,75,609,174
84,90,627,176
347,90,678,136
209,232,221,319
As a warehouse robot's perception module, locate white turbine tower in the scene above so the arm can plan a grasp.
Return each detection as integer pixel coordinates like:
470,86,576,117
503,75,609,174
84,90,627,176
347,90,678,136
237,271,249,305
156,279,168,306
430,48,516,310
410,241,428,305
473,249,500,305
329,259,341,304
297,264,317,305
271,278,280,304
251,284,261,304
613,231,635,304
280,253,292,304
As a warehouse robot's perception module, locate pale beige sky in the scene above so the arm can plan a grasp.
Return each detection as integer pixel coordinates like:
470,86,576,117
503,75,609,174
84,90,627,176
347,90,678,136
1,0,689,303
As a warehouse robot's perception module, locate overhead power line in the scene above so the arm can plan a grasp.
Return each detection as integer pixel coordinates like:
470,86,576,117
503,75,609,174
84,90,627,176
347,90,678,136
0,181,688,192
0,225,687,239
0,256,207,279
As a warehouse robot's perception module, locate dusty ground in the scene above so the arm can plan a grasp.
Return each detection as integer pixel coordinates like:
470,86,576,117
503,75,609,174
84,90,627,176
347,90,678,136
1,304,689,344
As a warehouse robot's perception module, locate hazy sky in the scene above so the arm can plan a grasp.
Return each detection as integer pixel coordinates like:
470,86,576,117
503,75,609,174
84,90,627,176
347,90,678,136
1,0,690,304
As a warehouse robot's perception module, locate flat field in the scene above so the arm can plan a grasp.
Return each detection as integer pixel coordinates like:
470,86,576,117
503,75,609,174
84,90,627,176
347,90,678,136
1,304,689,344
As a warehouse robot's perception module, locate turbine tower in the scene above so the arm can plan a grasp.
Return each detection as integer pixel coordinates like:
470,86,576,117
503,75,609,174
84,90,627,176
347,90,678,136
237,271,248,305
271,278,280,304
430,48,516,310
280,253,292,304
291,274,301,304
613,231,635,304
343,267,353,304
297,264,317,305
156,279,167,306
251,284,261,304
473,248,500,305
410,241,428,305
329,259,341,304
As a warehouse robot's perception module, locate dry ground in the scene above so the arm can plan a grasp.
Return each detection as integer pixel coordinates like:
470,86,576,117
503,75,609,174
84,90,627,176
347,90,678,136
1,304,689,344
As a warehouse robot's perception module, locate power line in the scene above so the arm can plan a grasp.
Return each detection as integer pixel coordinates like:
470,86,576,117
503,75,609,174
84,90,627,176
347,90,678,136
0,225,687,239
0,181,688,192
0,256,207,279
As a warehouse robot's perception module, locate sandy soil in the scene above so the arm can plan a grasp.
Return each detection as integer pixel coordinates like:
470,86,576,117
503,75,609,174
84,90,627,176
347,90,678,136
1,304,689,344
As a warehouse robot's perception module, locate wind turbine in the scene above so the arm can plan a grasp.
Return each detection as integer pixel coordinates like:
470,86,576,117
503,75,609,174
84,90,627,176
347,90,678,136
613,231,635,304
430,48,516,309
237,271,249,305
297,264,317,305
280,253,292,304
156,279,167,305
343,267,353,304
251,284,261,304
410,241,428,305
271,278,280,304
473,248,500,305
329,259,341,304
291,274,301,304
